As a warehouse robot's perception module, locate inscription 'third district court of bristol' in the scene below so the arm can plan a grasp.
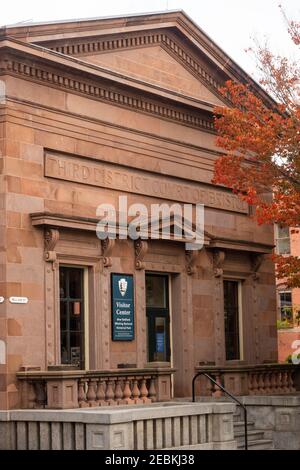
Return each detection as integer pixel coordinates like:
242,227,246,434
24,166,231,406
45,152,248,215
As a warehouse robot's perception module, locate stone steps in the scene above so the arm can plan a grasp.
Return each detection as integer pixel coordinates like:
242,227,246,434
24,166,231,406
234,411,274,450
233,410,247,422
235,429,265,445
237,439,274,450
234,420,255,432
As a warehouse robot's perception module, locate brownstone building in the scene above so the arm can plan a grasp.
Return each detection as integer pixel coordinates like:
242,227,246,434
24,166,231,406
0,11,285,411
275,226,300,362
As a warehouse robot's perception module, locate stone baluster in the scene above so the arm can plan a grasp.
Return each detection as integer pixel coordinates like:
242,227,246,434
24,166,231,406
78,379,88,407
96,379,107,406
212,374,223,398
115,379,124,404
281,370,290,393
287,369,296,393
148,377,157,402
206,377,215,397
270,372,277,393
264,372,272,394
105,379,116,405
123,379,133,404
248,373,254,395
275,370,284,393
251,373,259,395
140,378,151,403
87,379,97,407
208,376,214,396
257,373,265,394
132,378,142,404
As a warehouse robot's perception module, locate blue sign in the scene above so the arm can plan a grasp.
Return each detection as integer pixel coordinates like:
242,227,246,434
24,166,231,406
156,332,165,353
111,274,134,341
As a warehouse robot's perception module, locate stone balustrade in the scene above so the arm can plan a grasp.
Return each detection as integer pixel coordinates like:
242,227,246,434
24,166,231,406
17,367,175,409
195,364,300,397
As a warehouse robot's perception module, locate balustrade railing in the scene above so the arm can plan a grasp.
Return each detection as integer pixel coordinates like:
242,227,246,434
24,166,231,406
17,367,174,409
195,364,299,397
78,375,156,407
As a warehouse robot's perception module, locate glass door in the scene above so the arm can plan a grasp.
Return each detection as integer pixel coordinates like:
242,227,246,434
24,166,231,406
59,266,85,368
224,280,242,361
146,274,171,362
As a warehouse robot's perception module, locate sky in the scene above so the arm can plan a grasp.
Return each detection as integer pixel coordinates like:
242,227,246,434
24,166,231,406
1,0,299,79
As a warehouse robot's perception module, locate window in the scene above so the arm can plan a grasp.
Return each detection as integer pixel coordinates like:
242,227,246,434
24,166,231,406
276,226,291,255
224,280,242,361
146,274,171,362
59,267,85,368
279,291,292,321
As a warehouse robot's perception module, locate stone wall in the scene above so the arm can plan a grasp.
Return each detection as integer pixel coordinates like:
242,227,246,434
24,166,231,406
240,395,300,450
0,402,236,450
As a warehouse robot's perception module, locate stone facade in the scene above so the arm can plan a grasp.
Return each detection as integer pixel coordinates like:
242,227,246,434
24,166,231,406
0,11,278,410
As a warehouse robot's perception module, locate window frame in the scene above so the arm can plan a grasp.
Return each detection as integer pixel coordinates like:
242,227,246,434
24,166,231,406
275,225,291,255
223,279,244,362
59,265,89,369
278,290,292,321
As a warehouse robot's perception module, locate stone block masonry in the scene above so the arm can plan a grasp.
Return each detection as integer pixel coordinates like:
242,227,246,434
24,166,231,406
0,402,236,450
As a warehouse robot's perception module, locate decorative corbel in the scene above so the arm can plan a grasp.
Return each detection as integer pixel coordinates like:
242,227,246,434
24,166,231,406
44,228,59,267
251,254,264,281
213,250,226,277
101,238,115,268
135,240,148,270
185,249,199,275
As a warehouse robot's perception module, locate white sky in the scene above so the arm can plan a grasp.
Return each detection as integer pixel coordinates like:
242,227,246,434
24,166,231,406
1,0,299,79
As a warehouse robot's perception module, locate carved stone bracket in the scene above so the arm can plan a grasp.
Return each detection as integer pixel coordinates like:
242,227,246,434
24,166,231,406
251,254,264,281
44,228,59,266
213,250,226,277
101,238,115,268
185,249,199,275
135,240,148,270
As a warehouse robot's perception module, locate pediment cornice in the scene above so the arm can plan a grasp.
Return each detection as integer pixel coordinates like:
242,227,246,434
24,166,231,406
37,29,228,107
0,10,276,108
0,38,215,132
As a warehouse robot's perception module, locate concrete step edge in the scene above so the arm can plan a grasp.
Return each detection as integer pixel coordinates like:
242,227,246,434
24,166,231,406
238,439,274,450
234,421,255,428
235,430,265,437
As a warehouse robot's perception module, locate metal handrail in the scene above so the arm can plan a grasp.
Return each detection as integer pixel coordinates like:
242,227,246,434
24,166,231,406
192,372,248,450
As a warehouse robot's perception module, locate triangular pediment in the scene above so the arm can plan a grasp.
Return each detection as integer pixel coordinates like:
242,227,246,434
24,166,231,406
77,44,225,106
2,10,275,109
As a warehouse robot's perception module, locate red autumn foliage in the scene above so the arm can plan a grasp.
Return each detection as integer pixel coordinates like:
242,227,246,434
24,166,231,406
213,7,300,288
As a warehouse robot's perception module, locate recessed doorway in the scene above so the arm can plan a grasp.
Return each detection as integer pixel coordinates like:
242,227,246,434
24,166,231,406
146,273,171,363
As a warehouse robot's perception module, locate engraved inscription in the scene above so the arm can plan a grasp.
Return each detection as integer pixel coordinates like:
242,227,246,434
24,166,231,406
45,152,248,214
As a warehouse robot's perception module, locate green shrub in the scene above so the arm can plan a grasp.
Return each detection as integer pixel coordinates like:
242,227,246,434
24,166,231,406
286,353,300,364
277,319,293,329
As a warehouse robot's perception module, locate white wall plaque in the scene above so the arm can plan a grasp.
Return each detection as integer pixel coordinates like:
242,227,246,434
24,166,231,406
0,296,4,304
9,297,28,304
0,340,5,364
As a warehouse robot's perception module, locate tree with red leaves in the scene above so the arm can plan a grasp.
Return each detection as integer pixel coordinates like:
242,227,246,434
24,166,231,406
213,6,300,288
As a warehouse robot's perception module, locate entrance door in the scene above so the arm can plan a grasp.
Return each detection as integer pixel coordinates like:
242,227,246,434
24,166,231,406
59,266,85,368
224,280,242,361
146,274,171,362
